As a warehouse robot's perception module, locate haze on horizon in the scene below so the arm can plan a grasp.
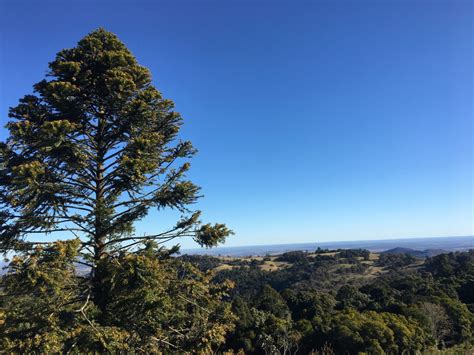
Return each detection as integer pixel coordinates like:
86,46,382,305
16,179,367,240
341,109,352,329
0,0,472,248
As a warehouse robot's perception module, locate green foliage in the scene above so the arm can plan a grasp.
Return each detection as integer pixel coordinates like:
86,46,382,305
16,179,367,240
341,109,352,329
179,254,222,271
98,250,235,351
0,240,235,352
336,285,370,310
324,310,426,353
437,297,473,345
336,249,370,261
376,252,417,268
217,249,474,353
0,27,232,256
425,251,474,280
256,285,291,319
283,289,336,323
2,244,472,352
227,297,257,352
0,240,97,353
276,250,309,263
225,286,298,354
406,302,452,347
0,28,233,350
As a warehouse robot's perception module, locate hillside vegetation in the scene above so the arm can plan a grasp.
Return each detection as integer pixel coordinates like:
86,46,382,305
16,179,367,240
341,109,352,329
183,248,474,354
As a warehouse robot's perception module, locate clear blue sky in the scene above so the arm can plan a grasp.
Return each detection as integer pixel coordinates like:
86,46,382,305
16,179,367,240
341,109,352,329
0,0,472,248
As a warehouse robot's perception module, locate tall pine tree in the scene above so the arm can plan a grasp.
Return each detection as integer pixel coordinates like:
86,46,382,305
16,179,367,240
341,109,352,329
0,28,232,300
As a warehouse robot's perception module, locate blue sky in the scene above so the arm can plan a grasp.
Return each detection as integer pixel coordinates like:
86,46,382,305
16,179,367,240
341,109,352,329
0,0,472,248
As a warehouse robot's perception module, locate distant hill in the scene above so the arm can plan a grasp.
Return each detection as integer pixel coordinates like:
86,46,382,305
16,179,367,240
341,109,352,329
183,236,473,257
381,247,448,258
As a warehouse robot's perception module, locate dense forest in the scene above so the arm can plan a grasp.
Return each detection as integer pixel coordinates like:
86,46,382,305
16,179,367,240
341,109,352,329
182,248,474,354
1,245,473,353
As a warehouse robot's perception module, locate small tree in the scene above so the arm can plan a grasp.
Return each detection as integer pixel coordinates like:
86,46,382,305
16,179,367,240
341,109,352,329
419,302,452,347
0,29,232,302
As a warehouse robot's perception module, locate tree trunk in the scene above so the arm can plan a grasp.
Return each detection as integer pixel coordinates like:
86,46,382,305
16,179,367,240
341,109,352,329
91,115,108,312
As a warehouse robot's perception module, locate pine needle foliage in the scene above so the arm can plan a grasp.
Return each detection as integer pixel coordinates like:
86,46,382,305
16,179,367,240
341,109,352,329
0,240,235,352
0,28,232,264
0,29,234,351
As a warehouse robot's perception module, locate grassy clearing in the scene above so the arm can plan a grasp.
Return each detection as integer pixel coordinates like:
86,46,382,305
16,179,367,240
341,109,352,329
259,261,291,271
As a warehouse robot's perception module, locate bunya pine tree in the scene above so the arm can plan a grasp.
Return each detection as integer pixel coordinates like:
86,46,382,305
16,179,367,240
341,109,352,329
0,28,234,351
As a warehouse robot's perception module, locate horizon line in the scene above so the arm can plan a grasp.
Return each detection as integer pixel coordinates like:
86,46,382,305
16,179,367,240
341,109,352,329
182,235,474,251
